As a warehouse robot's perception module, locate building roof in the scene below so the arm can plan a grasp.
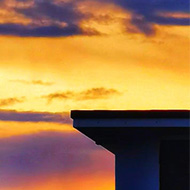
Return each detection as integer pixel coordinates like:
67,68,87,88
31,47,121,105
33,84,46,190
71,110,190,119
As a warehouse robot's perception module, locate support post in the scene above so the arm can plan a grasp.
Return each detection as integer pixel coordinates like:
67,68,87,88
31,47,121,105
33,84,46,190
115,141,159,190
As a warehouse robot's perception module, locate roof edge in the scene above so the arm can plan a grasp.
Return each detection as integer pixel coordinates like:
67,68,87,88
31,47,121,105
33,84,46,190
71,110,190,119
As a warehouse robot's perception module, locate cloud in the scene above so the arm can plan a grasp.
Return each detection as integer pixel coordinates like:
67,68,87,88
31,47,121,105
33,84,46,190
126,14,154,35
0,0,100,37
44,91,74,102
10,79,54,86
78,87,120,100
115,0,189,16
0,131,113,187
16,1,85,24
43,87,120,102
0,23,100,37
113,0,190,35
0,0,189,37
0,110,71,124
0,97,25,107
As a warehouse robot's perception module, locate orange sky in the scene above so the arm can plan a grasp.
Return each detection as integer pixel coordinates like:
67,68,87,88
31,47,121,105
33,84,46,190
1,27,189,112
0,0,189,189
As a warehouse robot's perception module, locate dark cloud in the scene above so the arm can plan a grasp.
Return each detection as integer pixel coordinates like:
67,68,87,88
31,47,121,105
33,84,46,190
0,131,113,187
43,87,120,102
0,97,25,107
44,91,74,103
78,87,120,100
0,110,71,124
148,15,190,26
115,0,189,14
0,0,100,37
16,1,85,24
114,0,190,35
0,23,97,37
1,0,189,36
10,79,54,86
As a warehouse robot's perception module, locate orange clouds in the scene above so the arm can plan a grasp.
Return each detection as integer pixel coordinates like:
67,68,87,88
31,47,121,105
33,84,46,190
0,9,31,25
0,97,25,107
10,79,54,86
43,87,121,103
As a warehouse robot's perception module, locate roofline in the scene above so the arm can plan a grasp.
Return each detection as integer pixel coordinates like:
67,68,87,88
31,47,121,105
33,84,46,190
71,110,190,119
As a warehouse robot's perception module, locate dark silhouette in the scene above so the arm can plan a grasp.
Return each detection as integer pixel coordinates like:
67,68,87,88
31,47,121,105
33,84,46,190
71,110,189,190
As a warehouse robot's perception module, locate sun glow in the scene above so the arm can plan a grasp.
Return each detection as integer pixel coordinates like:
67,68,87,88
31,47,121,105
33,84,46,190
0,0,189,189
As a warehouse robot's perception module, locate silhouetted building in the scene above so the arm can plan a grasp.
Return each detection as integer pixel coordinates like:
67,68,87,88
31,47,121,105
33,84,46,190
71,110,189,190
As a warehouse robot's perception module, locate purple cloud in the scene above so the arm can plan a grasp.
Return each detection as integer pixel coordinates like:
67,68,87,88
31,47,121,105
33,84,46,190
0,0,100,37
1,0,188,36
0,131,114,187
113,0,189,35
0,23,98,37
0,110,72,124
16,1,85,24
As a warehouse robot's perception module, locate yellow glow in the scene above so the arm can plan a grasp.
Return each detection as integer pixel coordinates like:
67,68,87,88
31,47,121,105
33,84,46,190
0,24,189,112
0,121,75,138
0,0,189,123
0,174,114,190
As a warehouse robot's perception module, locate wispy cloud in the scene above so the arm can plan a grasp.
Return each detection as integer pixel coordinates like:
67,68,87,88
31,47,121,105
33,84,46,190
0,97,25,107
78,87,120,100
43,87,121,103
43,91,74,103
0,110,71,124
10,79,54,86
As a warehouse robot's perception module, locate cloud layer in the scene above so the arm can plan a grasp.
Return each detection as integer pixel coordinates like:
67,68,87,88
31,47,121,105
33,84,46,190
0,0,189,36
113,0,189,34
0,110,71,124
0,0,99,37
43,87,120,102
0,23,99,37
0,131,114,188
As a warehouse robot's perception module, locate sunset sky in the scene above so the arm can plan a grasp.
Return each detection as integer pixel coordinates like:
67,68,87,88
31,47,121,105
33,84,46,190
0,0,189,189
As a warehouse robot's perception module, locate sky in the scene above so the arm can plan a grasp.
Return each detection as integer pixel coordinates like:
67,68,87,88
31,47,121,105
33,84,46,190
0,0,189,189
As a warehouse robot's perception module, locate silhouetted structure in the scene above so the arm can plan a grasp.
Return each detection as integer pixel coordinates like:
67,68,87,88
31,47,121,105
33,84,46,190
71,110,189,190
